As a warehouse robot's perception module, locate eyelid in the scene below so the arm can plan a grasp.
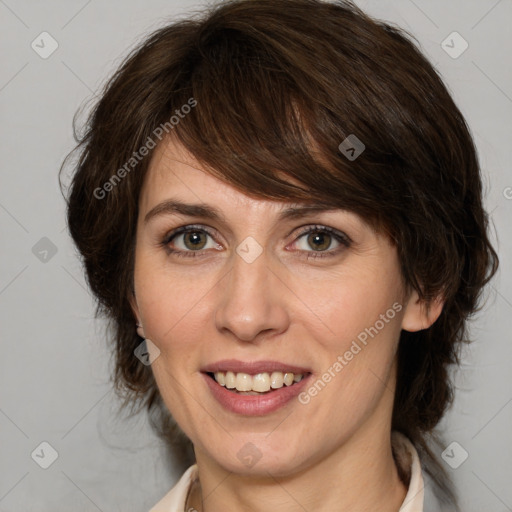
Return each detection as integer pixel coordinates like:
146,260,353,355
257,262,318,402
292,224,352,246
286,225,351,260
162,223,218,244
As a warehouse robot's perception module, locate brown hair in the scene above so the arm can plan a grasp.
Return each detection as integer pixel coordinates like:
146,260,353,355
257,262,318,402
61,0,498,506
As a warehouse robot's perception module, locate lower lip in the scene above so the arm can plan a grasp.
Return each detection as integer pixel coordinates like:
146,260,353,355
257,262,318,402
203,373,311,416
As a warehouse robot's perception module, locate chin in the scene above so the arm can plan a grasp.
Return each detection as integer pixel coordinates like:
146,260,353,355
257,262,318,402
204,438,313,478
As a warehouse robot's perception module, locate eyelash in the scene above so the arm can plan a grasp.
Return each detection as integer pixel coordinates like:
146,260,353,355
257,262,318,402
160,224,351,260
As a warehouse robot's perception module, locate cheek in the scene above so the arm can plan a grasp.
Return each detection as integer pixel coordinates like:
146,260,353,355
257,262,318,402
133,255,213,351
297,315,402,447
292,265,404,402
135,266,210,425
291,264,403,347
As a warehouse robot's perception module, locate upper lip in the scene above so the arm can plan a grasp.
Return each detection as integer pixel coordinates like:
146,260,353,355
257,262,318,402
201,359,311,375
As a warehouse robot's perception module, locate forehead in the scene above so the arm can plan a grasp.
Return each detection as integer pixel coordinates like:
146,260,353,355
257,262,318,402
141,137,277,212
140,135,324,216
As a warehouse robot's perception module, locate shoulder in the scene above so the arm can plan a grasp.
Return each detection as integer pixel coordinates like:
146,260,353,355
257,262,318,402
148,464,198,512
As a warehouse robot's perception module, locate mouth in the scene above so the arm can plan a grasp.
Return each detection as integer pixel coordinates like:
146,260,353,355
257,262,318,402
201,361,313,415
205,370,310,395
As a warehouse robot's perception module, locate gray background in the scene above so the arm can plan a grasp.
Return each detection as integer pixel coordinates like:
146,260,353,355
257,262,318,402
1,0,511,511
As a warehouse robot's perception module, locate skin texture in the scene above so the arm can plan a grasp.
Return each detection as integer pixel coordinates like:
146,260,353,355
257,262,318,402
130,137,443,512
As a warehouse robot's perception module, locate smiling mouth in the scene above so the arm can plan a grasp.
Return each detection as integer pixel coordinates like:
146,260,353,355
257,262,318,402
206,370,308,395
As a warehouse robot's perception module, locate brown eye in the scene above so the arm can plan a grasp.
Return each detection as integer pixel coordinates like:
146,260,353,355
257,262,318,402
162,225,220,257
289,225,351,260
183,231,208,250
306,231,332,251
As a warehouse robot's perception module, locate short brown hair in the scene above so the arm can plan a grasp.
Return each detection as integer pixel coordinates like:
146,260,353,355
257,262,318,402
62,0,498,504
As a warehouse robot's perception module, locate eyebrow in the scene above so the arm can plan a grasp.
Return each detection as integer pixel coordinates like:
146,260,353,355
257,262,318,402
143,199,341,225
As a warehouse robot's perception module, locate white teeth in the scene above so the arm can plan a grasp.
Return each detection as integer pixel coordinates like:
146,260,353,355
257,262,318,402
270,371,284,389
236,373,252,391
225,371,236,389
214,372,225,386
212,370,305,392
283,372,294,386
252,372,271,392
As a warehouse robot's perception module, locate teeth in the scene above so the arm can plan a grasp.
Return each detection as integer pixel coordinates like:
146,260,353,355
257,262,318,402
283,372,294,386
236,372,252,392
270,371,283,389
224,371,236,389
212,371,305,393
215,371,226,386
252,372,270,392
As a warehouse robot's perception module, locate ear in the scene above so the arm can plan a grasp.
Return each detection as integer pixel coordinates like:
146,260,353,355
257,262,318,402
129,292,146,339
401,289,444,332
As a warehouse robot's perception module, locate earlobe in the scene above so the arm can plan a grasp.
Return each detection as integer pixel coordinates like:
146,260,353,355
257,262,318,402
401,290,444,332
136,322,146,339
129,293,146,338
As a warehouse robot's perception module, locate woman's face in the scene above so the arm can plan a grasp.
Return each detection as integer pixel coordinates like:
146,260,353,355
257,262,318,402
131,137,431,477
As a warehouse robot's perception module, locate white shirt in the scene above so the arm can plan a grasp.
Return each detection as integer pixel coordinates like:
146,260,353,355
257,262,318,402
148,431,451,512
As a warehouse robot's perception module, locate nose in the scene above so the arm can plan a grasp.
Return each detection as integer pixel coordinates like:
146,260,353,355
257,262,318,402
214,246,290,343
